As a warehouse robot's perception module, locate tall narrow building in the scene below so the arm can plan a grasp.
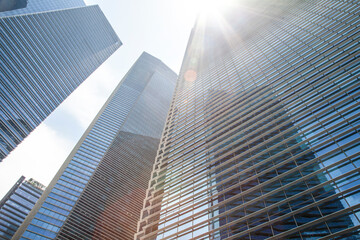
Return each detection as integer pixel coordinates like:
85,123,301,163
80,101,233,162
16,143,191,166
0,176,44,240
0,0,85,17
136,0,360,239
0,5,121,162
14,52,177,240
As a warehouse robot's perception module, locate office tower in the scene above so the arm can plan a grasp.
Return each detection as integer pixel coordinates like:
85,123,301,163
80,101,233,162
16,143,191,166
0,176,44,240
136,0,360,239
0,0,85,17
0,5,121,162
14,52,177,240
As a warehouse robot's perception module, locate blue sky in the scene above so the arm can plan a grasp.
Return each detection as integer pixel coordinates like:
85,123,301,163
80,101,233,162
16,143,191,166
0,0,200,198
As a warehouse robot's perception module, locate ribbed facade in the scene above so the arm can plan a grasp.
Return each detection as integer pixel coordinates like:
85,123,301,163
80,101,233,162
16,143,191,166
56,132,161,240
0,0,85,17
0,177,44,239
0,5,121,162
14,52,177,240
136,1,360,239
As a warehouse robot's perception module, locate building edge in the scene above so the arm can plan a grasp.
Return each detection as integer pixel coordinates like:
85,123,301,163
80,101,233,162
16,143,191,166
13,51,174,239
11,73,127,240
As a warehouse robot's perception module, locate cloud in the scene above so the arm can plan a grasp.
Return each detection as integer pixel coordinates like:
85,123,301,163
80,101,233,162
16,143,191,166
0,123,74,198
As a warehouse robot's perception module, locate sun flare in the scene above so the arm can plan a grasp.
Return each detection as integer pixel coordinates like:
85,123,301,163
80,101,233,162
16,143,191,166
175,0,230,21
198,0,224,16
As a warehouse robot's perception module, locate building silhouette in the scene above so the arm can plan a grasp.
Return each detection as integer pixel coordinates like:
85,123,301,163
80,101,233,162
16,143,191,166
0,5,121,162
0,0,85,17
136,0,360,239
14,52,177,239
0,176,45,239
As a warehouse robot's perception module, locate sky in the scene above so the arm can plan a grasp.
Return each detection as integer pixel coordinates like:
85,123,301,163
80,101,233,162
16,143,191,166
0,0,201,199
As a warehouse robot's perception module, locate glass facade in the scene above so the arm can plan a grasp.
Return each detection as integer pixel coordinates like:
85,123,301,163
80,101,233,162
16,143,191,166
0,176,44,240
14,52,177,240
0,0,85,17
0,5,121,162
136,0,360,239
0,0,28,14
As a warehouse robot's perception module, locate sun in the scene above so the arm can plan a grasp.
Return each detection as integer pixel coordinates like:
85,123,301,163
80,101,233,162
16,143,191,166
197,0,223,16
174,0,228,21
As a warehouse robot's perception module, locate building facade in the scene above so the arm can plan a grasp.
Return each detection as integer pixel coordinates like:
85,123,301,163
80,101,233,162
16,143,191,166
0,5,121,162
0,176,45,239
0,0,85,17
14,52,177,240
136,0,360,239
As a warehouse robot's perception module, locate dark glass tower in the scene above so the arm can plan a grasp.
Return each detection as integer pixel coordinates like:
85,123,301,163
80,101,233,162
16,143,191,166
0,176,44,240
14,52,177,240
136,1,360,239
0,0,85,17
0,5,121,162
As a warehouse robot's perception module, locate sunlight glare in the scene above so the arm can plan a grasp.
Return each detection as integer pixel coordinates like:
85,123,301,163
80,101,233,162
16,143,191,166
198,0,222,16
174,0,227,21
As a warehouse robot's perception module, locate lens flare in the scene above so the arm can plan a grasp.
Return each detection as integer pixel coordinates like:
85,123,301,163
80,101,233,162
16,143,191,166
184,69,197,82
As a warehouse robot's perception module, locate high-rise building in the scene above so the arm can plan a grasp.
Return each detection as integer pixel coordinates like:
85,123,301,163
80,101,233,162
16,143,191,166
13,52,177,240
0,176,45,240
136,1,360,239
0,0,85,17
0,5,121,162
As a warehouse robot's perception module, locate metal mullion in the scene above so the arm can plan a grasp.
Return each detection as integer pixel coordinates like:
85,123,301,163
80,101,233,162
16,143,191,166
264,204,360,240
68,161,96,174
318,225,360,240
164,70,360,164
144,125,359,225
158,70,358,172
59,152,153,238
269,14,355,64
76,178,139,211
60,211,120,240
55,183,81,197
196,166,360,239
155,109,345,206
42,204,70,216
224,198,360,240
52,187,78,203
170,33,308,131
162,179,360,240
156,92,359,193
25,229,53,240
153,100,359,208
308,1,357,21
65,197,127,238
303,16,359,51
157,135,360,226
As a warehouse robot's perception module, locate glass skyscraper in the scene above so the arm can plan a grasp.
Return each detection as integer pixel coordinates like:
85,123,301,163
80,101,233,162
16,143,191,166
14,52,177,240
0,0,85,17
0,5,121,161
0,176,44,240
136,0,360,239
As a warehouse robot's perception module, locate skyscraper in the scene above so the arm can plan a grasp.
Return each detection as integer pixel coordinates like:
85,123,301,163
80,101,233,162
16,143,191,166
0,176,44,240
0,0,85,17
14,52,177,240
0,5,121,161
136,0,360,239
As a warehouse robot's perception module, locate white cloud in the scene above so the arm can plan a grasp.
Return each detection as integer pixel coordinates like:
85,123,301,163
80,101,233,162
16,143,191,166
0,123,74,198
